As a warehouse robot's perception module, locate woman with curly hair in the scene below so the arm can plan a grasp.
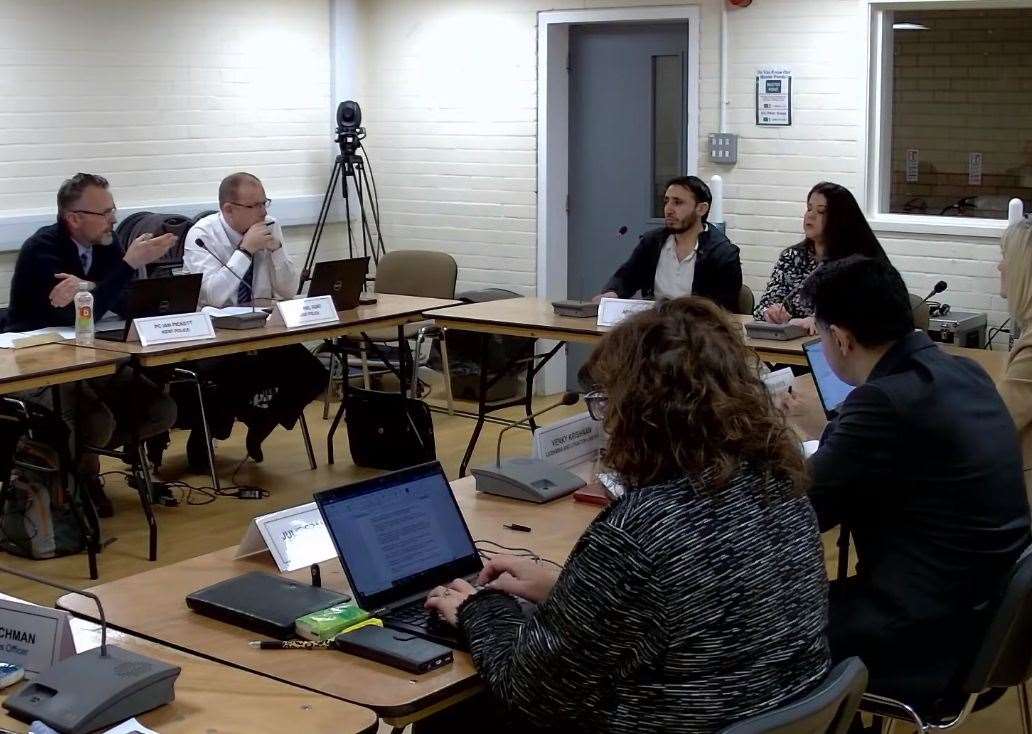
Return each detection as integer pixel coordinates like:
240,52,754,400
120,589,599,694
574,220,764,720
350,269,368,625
424,297,830,734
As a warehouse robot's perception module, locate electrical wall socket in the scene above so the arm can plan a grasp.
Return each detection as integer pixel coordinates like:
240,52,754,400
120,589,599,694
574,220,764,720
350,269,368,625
709,133,738,164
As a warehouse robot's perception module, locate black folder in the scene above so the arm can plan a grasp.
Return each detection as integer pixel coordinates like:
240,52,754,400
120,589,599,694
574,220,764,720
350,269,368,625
186,571,351,639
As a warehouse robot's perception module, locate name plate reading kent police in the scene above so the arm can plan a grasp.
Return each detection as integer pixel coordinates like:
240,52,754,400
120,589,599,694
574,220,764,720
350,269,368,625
235,502,336,573
267,296,339,330
597,297,653,328
127,312,215,347
532,412,605,470
0,599,75,678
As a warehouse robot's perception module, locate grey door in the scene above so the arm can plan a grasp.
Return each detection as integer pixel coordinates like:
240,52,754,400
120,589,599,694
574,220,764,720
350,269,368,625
566,21,689,387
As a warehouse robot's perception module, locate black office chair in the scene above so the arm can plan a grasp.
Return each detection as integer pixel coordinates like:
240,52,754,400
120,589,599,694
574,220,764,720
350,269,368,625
860,546,1032,732
720,658,868,734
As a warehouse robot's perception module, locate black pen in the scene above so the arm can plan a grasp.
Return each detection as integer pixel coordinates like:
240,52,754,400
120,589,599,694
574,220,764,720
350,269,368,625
504,523,532,532
249,639,330,650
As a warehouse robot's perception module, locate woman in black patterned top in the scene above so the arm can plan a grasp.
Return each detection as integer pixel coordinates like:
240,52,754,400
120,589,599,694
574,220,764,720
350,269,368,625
425,298,830,734
755,182,887,334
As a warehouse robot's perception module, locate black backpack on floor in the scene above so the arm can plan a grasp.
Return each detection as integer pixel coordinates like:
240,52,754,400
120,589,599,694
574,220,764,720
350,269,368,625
345,388,436,470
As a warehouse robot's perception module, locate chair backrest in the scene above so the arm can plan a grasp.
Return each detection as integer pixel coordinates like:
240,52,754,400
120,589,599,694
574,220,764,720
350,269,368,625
719,658,868,734
737,284,756,316
909,293,930,330
374,250,457,299
963,545,1032,692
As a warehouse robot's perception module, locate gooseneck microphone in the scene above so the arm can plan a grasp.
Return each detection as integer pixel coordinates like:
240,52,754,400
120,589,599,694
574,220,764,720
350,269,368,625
913,280,948,311
0,563,181,731
194,239,268,329
496,392,580,467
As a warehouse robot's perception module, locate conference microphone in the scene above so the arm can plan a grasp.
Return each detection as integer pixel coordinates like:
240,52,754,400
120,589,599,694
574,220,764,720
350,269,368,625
496,391,580,467
913,280,948,311
472,392,587,504
0,563,180,732
194,238,268,329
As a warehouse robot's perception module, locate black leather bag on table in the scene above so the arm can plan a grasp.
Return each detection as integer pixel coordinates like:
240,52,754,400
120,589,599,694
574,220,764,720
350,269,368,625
345,387,436,469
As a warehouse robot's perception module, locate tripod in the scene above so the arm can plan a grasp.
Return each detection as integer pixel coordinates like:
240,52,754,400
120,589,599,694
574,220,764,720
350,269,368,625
298,138,386,293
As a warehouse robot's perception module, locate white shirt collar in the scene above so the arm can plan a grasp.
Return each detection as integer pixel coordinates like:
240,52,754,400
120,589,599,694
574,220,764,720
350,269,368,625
219,212,244,247
663,234,698,263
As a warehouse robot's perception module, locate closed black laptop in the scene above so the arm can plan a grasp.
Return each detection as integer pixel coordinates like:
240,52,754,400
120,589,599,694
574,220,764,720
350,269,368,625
185,571,350,639
95,272,203,342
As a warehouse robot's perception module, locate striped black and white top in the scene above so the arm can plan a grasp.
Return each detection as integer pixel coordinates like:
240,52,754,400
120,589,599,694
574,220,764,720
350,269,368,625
458,466,830,733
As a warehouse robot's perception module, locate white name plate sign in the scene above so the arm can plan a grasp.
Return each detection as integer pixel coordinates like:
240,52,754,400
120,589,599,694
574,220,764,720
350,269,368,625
532,412,605,470
597,297,653,328
762,367,795,395
127,312,215,346
267,296,339,329
0,598,75,678
235,502,336,573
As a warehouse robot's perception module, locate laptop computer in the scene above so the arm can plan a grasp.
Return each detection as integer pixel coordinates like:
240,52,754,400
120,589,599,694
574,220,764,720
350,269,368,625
314,461,481,650
802,338,855,418
95,273,203,342
308,257,369,310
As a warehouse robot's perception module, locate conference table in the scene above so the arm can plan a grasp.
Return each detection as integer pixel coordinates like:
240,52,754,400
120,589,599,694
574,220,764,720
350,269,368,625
57,469,602,730
0,595,378,733
0,343,126,395
424,296,1008,473
91,293,458,367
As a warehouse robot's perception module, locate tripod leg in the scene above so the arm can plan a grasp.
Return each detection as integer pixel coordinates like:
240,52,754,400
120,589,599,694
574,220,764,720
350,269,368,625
299,156,343,295
341,162,356,260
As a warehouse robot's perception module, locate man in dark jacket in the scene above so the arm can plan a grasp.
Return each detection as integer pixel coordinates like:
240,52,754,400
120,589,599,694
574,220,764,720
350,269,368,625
6,173,178,516
806,255,1031,716
598,175,742,312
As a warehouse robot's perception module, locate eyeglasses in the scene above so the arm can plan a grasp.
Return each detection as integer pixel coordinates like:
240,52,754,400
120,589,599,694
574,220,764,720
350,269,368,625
584,390,609,422
230,199,271,210
71,207,117,218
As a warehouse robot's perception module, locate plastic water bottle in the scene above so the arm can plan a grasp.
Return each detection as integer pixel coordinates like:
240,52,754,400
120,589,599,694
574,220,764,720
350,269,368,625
74,282,94,347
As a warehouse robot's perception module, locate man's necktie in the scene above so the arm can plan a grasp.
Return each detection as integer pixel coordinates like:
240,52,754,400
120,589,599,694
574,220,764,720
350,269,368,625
238,259,254,305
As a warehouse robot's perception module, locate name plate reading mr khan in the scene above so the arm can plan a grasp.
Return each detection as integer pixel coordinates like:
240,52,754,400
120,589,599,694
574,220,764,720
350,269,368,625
268,296,340,329
128,313,216,347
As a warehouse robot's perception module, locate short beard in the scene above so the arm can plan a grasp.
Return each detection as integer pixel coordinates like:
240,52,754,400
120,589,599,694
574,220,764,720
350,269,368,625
94,232,114,246
668,212,699,233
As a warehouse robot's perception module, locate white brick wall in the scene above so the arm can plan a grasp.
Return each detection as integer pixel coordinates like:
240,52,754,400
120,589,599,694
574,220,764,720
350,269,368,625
357,0,1013,338
0,0,1016,339
0,0,345,305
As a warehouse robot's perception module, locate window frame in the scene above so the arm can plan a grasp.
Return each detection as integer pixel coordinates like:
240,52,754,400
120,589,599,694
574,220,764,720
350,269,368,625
863,0,1032,238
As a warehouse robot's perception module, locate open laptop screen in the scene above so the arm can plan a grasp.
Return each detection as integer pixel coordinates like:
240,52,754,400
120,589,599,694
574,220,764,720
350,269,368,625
803,338,855,416
315,462,481,610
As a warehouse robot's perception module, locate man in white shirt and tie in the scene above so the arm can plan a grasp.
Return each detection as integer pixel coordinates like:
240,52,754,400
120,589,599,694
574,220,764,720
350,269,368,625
183,172,327,468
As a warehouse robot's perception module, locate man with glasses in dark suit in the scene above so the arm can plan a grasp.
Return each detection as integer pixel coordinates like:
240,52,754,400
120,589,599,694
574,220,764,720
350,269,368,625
5,173,178,516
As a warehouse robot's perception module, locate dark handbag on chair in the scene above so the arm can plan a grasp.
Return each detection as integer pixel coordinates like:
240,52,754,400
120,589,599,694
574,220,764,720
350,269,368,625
345,388,436,469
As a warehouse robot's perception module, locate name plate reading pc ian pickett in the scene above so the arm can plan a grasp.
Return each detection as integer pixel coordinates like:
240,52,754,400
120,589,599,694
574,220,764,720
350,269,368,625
127,313,216,347
267,296,339,330
0,598,75,678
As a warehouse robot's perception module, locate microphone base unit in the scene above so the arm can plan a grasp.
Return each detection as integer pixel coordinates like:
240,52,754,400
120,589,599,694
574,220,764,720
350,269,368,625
3,644,180,734
472,458,586,503
211,312,269,330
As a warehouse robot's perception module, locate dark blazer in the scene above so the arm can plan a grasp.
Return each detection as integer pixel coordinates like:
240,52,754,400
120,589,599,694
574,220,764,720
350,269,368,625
809,331,1030,703
6,222,134,331
602,225,743,311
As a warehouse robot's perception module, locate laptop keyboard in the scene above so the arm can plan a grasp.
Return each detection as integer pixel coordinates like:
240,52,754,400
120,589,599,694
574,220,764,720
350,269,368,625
391,600,435,627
